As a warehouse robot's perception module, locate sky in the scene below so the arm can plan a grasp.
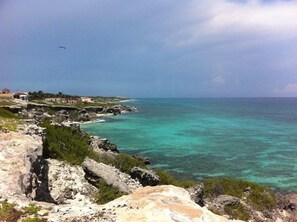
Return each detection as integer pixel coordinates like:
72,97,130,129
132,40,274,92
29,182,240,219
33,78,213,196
0,0,297,97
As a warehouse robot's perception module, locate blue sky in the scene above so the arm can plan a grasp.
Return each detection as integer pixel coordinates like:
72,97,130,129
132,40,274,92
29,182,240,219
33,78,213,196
0,0,297,97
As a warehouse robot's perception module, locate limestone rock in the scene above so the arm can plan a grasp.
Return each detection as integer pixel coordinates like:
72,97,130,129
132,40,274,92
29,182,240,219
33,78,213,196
104,185,238,222
130,167,160,186
82,157,142,193
0,128,44,200
89,136,119,153
215,195,240,207
47,159,98,204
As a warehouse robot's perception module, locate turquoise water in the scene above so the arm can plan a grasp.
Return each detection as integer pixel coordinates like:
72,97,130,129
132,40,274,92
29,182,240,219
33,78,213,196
81,98,297,192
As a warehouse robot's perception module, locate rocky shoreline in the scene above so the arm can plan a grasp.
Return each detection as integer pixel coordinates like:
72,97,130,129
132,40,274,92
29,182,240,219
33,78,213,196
1,98,297,221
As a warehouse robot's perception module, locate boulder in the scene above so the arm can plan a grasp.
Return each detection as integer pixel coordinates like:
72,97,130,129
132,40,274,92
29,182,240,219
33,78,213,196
130,167,160,186
215,195,240,207
187,183,204,206
82,157,142,194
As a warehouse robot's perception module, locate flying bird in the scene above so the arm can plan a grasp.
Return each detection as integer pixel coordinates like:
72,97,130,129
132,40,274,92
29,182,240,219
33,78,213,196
58,46,66,49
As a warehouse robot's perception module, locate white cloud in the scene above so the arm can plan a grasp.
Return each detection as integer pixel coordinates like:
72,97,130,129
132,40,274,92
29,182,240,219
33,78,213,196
212,75,226,86
274,83,297,94
166,0,297,47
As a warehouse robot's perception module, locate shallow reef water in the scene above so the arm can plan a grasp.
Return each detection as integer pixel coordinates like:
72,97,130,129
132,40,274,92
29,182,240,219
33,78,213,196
81,98,297,192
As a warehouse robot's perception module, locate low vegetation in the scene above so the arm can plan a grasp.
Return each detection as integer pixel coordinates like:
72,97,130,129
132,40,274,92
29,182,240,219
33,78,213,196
22,204,42,215
22,217,44,222
42,122,146,173
224,203,251,221
155,169,197,188
92,153,147,174
0,201,45,222
95,180,127,204
0,201,23,222
0,99,16,106
42,121,91,165
0,107,21,131
204,177,276,212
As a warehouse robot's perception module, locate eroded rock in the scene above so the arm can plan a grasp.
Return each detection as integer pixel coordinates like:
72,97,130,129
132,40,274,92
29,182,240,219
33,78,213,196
82,157,142,194
47,159,98,204
89,136,119,153
187,183,204,206
130,166,160,186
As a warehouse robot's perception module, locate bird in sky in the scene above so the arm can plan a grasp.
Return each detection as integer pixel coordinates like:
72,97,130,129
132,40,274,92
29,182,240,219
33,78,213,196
58,46,66,49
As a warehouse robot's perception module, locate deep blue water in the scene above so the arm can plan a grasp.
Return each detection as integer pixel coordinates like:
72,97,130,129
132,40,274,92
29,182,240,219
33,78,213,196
81,98,297,192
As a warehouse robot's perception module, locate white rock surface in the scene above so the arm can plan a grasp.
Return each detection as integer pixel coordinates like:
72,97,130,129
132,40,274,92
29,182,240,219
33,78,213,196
47,158,98,204
0,129,42,199
103,185,240,222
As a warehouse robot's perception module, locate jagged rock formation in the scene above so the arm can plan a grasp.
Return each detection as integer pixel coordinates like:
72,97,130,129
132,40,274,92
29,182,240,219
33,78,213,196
187,183,205,206
82,157,142,193
130,166,160,186
89,136,119,153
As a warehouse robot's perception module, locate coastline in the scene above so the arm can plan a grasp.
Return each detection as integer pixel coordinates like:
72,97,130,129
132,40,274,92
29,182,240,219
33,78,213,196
81,98,297,194
79,113,114,125
1,96,297,221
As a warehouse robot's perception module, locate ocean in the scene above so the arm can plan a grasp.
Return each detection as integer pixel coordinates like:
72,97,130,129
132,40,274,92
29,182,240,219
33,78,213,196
81,98,297,192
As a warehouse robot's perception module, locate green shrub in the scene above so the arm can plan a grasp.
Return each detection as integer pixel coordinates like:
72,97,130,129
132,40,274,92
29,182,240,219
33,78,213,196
0,201,23,222
22,204,41,215
155,169,197,188
224,203,251,221
95,180,127,204
112,153,147,173
204,177,276,211
42,121,91,165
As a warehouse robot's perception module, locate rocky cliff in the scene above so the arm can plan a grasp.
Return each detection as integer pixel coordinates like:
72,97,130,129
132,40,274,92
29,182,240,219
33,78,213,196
0,125,239,222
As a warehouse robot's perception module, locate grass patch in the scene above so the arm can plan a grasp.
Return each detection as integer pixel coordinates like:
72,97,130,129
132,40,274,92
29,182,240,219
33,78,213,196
95,180,127,204
0,108,21,131
204,177,276,212
155,169,197,188
22,217,43,222
22,204,41,215
0,99,16,106
0,108,19,119
0,201,23,222
0,118,21,131
224,203,251,221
